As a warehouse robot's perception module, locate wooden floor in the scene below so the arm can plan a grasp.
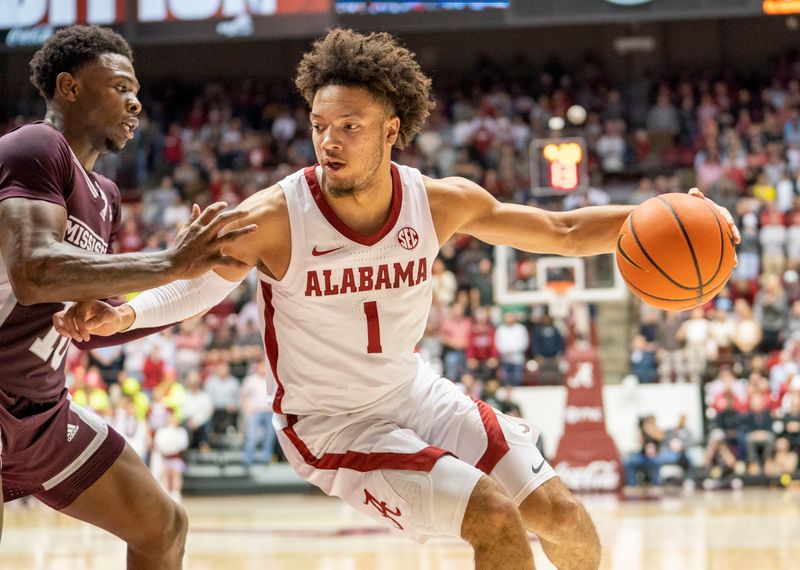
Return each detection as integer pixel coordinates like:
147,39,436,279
3,488,800,569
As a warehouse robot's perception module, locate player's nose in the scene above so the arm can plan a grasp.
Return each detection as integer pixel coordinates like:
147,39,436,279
127,95,142,116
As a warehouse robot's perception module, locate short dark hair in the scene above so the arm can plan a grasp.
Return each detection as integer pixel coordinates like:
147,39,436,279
30,25,133,100
295,28,434,149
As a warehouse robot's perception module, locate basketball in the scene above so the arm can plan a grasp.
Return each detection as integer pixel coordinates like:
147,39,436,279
615,193,736,311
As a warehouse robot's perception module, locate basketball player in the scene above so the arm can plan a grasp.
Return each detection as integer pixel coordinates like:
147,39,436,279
0,26,254,568
56,29,739,569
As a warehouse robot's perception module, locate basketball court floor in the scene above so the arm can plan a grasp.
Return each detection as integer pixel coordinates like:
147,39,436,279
2,487,800,569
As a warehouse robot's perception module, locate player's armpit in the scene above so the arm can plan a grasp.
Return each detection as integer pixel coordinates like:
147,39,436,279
426,176,571,254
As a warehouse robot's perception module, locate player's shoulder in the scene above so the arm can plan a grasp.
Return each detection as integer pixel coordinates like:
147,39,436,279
423,174,491,209
236,182,288,228
0,122,68,156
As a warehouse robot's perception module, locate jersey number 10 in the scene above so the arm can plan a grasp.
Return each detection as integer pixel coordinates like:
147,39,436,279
30,325,71,370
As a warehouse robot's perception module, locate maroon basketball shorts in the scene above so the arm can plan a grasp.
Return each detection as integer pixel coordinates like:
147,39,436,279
0,388,125,510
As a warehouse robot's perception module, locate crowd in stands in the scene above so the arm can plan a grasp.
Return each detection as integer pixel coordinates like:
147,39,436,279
5,48,800,492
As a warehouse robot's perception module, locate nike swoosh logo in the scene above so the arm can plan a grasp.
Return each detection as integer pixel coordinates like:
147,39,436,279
532,459,546,474
312,245,344,256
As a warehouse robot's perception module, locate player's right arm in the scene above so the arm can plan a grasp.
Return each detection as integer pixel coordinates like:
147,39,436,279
54,184,290,341
0,198,254,305
0,125,257,305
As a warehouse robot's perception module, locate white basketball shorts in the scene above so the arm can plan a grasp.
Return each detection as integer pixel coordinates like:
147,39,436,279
275,364,557,542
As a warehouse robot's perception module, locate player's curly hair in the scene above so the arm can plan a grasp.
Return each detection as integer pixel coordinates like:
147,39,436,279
30,25,133,100
295,28,434,149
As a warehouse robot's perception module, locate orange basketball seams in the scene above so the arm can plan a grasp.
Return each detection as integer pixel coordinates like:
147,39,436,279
616,193,737,310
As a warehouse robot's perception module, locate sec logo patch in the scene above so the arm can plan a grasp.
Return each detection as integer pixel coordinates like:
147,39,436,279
397,226,419,250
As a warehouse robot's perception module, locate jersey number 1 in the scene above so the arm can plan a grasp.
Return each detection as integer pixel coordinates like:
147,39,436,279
363,301,383,354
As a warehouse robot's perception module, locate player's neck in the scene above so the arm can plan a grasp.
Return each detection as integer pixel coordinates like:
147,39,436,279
43,108,98,171
323,165,394,235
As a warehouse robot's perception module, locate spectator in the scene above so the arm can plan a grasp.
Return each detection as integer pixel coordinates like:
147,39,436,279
764,437,798,482
677,307,712,383
624,415,664,488
240,360,276,469
182,370,213,453
438,302,471,381
753,273,789,353
112,395,150,460
704,393,744,476
466,307,499,381
152,409,190,502
656,311,687,383
205,362,241,439
742,396,776,475
495,311,530,387
630,334,658,384
779,392,800,453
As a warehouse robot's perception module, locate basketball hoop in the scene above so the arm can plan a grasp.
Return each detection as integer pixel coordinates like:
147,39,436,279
545,280,574,320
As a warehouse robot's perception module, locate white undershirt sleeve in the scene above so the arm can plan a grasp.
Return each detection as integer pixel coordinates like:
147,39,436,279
125,271,244,330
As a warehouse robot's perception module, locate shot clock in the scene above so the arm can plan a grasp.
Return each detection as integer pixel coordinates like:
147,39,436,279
529,137,588,196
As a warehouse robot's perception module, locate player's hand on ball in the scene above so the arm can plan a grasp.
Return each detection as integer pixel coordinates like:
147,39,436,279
688,187,741,245
53,300,125,341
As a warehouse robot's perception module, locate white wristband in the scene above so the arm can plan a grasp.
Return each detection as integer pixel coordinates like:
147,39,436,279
126,271,243,330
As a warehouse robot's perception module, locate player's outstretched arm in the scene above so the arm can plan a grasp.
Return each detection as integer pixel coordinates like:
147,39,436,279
427,177,739,257
54,184,288,342
0,199,256,305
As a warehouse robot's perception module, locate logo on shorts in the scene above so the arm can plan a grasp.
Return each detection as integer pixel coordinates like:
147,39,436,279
397,227,419,250
363,488,403,530
67,423,79,442
532,458,546,474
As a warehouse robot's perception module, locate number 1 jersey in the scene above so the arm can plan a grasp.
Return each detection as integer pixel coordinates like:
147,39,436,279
258,163,439,416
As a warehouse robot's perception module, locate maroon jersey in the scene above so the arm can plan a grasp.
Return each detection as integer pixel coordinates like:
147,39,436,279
0,122,122,403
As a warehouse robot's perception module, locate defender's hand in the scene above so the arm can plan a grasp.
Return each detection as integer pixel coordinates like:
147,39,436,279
168,202,257,279
53,300,130,341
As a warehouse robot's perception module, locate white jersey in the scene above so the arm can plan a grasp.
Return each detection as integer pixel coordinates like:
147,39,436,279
258,163,440,416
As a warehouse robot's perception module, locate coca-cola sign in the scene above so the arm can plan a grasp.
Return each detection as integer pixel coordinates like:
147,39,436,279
551,342,623,491
554,460,621,491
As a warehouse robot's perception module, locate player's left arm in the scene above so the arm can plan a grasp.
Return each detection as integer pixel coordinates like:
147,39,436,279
427,177,740,256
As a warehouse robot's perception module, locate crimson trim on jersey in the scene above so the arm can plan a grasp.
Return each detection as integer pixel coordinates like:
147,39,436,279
260,282,285,414
283,417,451,472
474,399,510,475
304,163,403,246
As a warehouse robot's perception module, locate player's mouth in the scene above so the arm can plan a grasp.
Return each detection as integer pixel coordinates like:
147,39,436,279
121,118,139,140
323,158,346,173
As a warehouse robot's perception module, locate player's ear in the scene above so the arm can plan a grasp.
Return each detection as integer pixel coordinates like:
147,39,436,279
54,72,79,102
385,116,400,146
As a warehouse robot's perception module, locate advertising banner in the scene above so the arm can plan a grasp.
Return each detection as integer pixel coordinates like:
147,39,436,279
510,0,762,25
550,341,623,492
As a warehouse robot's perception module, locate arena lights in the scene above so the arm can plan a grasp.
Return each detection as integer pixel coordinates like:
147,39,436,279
763,0,800,14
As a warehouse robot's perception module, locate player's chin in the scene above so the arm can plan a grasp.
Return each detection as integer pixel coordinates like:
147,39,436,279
104,137,127,154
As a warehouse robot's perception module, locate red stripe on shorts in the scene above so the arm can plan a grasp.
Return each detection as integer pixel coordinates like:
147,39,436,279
283,422,450,472
474,399,510,475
